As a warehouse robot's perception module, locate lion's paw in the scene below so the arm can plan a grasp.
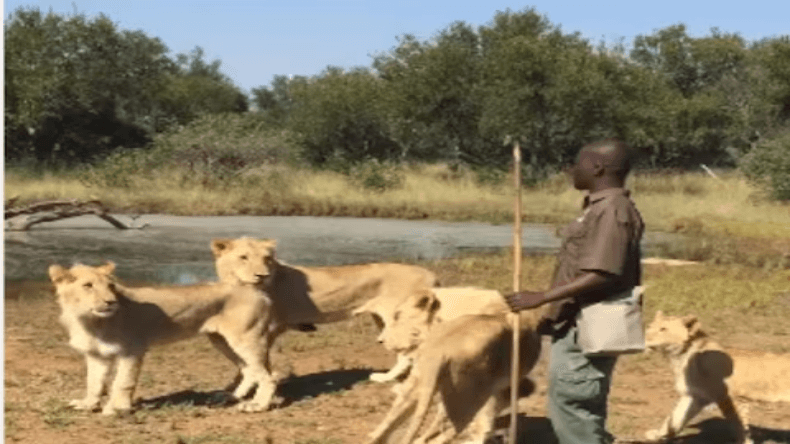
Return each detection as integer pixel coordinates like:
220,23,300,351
68,398,100,411
644,429,667,442
369,372,394,383
236,400,270,413
100,404,131,416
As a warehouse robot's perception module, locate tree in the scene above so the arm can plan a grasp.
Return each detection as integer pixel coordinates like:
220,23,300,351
373,23,489,163
4,7,247,163
251,74,307,125
155,47,249,127
477,8,621,177
4,7,172,161
287,67,400,165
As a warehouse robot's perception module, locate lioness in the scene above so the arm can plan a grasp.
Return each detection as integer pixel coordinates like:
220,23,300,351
365,310,541,444
211,237,438,383
50,262,276,415
371,286,509,384
644,311,790,443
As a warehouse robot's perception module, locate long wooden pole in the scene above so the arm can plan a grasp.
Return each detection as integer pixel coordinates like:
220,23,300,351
509,142,522,444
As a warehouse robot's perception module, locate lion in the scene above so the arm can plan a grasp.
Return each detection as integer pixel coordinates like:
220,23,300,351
49,262,277,415
370,286,509,384
211,237,438,384
644,311,790,443
365,309,542,444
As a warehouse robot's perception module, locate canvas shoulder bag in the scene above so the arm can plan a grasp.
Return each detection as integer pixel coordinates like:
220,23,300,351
575,286,645,357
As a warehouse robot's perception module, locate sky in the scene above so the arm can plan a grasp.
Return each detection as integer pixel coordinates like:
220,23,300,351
4,0,789,93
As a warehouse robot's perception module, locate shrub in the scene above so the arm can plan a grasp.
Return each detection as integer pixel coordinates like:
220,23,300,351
347,160,404,193
739,132,790,200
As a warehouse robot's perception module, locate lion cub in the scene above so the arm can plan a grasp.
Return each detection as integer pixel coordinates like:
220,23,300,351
50,262,275,415
645,311,790,443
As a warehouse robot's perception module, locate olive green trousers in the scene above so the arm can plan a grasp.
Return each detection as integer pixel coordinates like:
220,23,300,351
547,324,617,444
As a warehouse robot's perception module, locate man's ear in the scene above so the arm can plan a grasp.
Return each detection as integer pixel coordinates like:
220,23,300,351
48,264,73,285
211,239,233,258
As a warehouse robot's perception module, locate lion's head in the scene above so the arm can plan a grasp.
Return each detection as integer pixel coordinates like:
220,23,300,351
377,288,441,353
49,262,120,320
212,238,279,287
645,311,705,351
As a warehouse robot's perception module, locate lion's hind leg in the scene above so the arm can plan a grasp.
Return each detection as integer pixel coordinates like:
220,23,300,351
716,396,751,444
366,376,421,444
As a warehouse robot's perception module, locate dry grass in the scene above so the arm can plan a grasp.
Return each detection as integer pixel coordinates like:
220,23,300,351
5,167,788,240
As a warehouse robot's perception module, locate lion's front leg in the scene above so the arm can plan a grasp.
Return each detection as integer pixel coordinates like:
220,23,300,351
70,353,112,412
226,331,278,413
370,353,413,383
102,354,144,416
645,394,707,441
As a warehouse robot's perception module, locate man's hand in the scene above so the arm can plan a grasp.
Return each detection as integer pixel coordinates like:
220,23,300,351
503,291,546,312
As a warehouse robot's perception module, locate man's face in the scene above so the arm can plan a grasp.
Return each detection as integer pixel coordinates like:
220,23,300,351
571,150,598,190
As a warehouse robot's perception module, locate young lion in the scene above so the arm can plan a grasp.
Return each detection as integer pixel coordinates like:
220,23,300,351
50,262,276,415
366,309,541,444
211,237,438,384
645,311,790,443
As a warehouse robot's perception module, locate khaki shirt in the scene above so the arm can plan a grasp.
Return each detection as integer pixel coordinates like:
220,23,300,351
547,188,644,322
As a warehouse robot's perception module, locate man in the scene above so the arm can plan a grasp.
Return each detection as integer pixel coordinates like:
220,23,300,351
504,138,644,444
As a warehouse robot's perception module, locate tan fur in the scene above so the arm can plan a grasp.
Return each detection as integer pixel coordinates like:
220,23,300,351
366,311,541,444
373,287,510,387
645,311,790,443
212,237,438,383
377,286,509,353
50,262,276,415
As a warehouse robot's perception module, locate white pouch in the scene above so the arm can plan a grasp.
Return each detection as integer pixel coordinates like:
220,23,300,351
576,286,645,357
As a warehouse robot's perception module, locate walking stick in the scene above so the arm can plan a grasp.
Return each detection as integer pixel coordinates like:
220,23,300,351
509,141,522,444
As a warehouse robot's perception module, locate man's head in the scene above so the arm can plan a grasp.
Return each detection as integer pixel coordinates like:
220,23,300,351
571,138,634,191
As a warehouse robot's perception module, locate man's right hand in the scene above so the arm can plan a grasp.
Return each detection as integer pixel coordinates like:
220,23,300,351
503,291,546,312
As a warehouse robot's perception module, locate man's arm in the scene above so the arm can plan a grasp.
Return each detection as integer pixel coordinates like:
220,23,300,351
504,270,618,311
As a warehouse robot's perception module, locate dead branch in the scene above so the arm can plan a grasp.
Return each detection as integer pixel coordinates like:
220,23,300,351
4,199,148,231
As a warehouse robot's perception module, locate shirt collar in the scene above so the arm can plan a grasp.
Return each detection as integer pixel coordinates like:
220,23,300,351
582,187,630,209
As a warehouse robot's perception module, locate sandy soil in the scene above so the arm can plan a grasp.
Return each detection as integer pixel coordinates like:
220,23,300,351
4,285,789,444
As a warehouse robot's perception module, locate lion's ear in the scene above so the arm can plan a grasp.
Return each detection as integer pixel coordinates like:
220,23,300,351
98,262,116,275
48,264,73,285
654,310,664,320
414,292,440,313
211,239,233,257
259,239,277,251
682,314,698,329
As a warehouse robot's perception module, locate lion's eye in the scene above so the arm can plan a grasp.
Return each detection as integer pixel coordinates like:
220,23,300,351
393,312,400,321
239,255,248,261
83,282,93,289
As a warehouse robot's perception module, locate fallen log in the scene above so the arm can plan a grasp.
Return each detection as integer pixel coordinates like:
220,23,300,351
4,198,147,231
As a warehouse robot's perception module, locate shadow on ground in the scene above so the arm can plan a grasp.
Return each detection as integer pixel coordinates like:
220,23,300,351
490,415,790,444
275,368,374,407
138,389,235,410
136,368,375,411
669,418,790,444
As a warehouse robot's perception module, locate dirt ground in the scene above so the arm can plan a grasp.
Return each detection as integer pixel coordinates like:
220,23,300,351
4,281,790,444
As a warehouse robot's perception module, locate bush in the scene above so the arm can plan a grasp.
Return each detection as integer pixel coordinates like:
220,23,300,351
79,113,299,190
347,160,404,193
739,132,790,200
